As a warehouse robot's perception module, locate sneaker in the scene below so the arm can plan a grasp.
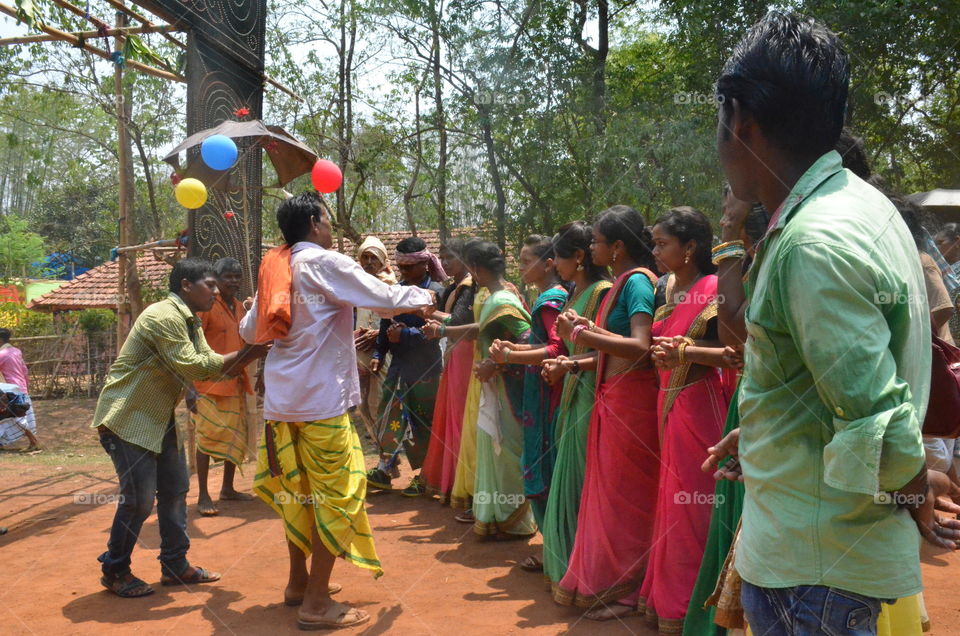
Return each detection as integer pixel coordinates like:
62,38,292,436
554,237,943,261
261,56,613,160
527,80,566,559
401,474,426,497
366,468,392,491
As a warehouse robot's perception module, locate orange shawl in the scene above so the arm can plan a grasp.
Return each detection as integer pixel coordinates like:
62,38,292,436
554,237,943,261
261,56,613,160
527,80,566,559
255,245,293,343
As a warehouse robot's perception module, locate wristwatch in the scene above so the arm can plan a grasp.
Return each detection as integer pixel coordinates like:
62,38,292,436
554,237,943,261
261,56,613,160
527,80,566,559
571,360,581,374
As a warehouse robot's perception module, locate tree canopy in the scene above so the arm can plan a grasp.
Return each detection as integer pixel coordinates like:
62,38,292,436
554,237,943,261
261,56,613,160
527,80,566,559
0,0,957,266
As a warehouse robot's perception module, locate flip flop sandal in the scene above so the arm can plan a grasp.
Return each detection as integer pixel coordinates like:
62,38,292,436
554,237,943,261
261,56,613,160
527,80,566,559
454,509,475,523
284,583,343,606
297,604,370,631
519,556,543,572
198,502,219,517
101,574,155,598
161,566,221,586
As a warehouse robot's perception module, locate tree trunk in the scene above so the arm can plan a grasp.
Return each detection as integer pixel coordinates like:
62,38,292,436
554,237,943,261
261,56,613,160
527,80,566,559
430,0,448,240
479,106,506,253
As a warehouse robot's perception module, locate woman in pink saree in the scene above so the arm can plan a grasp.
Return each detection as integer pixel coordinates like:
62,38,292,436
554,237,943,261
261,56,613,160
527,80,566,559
552,205,662,619
639,206,733,635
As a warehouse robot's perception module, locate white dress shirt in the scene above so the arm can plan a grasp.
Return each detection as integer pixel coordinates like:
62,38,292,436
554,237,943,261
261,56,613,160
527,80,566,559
240,241,433,422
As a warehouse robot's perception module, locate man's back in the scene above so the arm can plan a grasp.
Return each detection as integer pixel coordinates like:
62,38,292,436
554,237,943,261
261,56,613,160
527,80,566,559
738,151,929,599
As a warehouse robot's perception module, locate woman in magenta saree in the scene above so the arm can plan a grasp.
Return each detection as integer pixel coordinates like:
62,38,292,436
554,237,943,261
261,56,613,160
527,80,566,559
422,238,476,503
552,206,661,618
639,207,733,635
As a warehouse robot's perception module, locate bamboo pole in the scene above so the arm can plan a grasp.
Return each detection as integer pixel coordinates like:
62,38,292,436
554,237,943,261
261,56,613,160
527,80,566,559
115,6,133,343
0,2,185,83
0,24,178,46
102,0,186,51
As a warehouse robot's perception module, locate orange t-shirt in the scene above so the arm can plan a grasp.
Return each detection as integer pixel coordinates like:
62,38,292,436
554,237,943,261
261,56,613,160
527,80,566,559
194,295,252,397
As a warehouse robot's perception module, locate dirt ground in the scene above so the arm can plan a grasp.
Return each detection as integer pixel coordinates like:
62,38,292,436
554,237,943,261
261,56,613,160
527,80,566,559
1,398,958,635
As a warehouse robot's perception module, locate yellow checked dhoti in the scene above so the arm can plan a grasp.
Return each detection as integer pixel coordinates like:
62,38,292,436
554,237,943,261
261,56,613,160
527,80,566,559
253,414,383,577
192,394,250,469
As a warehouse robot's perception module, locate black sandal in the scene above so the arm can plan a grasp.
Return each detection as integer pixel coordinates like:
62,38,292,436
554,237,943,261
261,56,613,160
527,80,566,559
101,573,155,598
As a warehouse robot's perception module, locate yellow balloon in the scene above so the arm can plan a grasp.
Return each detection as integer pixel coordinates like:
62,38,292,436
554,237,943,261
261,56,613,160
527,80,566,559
175,178,208,209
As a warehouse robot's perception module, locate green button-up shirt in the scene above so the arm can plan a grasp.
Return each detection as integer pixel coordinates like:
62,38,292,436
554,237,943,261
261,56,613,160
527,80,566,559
737,150,929,599
92,293,224,453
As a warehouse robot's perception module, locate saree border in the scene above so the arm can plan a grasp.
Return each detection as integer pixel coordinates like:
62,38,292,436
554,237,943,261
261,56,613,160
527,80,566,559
658,302,718,428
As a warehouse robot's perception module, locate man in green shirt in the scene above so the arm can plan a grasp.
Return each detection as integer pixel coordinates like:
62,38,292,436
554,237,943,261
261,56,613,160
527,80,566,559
714,11,960,634
93,257,266,597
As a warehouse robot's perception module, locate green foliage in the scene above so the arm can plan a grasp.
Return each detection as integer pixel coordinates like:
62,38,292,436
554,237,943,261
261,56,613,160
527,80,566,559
0,215,46,282
76,308,116,333
0,0,957,263
0,303,54,336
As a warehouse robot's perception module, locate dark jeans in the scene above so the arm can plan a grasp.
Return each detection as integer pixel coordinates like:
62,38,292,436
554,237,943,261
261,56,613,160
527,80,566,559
742,581,883,636
97,421,191,578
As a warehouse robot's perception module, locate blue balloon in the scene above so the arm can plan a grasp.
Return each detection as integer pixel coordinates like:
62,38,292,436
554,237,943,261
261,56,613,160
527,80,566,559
200,134,238,171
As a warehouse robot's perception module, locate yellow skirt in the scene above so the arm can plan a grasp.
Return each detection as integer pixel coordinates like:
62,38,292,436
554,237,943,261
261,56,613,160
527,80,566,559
450,371,481,509
253,414,383,577
192,394,249,469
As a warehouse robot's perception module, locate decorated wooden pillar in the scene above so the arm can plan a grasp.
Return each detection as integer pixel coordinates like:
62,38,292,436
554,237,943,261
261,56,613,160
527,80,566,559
132,0,267,293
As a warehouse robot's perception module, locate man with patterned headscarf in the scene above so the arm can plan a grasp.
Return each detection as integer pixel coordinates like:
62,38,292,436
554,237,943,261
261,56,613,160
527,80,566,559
354,236,397,446
368,236,445,496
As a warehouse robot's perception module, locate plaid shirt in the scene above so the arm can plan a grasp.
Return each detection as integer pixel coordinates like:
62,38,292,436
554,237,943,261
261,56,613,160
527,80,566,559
91,293,224,453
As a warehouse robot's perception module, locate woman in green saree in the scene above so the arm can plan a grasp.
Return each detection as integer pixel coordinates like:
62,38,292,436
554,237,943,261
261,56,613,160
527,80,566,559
467,241,538,538
539,222,611,585
489,235,567,566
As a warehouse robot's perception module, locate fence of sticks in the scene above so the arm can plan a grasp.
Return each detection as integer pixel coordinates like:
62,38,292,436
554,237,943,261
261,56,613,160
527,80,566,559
14,330,117,398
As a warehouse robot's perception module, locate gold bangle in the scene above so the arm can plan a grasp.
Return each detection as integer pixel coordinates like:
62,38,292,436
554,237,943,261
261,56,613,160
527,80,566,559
678,341,690,366
712,240,745,254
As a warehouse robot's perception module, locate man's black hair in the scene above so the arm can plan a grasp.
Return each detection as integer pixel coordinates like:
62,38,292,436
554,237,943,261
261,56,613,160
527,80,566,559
717,11,849,159
214,257,242,277
396,237,427,254
0,328,10,343
169,257,215,294
277,192,329,245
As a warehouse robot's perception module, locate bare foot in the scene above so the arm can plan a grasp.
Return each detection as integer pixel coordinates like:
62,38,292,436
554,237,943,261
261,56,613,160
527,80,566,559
219,489,255,501
197,495,218,516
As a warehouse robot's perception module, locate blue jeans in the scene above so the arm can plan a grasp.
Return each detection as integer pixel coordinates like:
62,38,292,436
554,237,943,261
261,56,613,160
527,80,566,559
97,421,191,578
742,581,882,635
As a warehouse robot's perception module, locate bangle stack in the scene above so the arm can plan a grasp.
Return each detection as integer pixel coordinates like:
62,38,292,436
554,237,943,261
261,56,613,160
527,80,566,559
678,340,691,365
439,323,447,338
570,324,587,342
712,240,746,265
504,349,511,364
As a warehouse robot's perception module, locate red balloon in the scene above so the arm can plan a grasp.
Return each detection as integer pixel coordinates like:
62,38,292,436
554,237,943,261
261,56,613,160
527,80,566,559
312,159,343,193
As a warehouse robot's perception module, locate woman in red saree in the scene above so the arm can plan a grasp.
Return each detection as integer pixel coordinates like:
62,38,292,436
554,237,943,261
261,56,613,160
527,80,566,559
552,205,662,619
422,238,476,503
639,206,733,635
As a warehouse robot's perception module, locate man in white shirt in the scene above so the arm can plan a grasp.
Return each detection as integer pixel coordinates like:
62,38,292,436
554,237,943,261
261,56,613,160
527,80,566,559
240,192,432,631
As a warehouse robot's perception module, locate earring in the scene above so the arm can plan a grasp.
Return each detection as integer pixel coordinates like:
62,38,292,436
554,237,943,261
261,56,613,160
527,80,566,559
612,252,618,264
684,255,689,265
576,261,584,271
